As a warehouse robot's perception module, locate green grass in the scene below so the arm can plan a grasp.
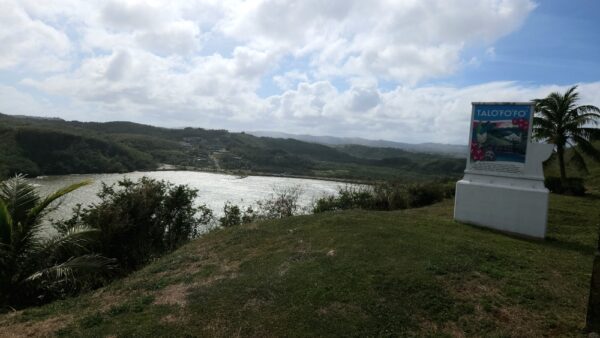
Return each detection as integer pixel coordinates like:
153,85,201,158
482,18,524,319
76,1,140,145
1,193,598,337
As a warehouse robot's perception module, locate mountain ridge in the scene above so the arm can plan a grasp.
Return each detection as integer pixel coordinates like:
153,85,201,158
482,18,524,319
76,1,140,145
248,130,467,157
0,113,465,181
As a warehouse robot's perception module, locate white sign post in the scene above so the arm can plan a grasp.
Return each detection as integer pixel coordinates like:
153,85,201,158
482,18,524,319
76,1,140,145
454,102,553,238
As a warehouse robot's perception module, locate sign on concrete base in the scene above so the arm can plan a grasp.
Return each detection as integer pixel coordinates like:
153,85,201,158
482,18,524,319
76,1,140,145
454,103,553,239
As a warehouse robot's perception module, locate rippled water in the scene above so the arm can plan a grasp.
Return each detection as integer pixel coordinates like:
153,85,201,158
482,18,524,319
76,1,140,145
29,171,346,233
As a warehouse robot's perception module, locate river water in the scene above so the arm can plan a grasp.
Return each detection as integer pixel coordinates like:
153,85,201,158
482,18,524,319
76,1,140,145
29,171,346,233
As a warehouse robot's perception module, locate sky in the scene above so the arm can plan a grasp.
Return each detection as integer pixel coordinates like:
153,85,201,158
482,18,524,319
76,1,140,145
1,0,599,145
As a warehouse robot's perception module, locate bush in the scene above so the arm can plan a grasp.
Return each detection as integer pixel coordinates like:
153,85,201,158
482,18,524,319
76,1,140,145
313,181,448,213
256,186,302,218
313,186,376,213
441,182,456,198
544,176,586,196
220,202,242,227
218,186,303,227
372,182,408,210
60,177,213,272
407,183,444,208
313,195,342,213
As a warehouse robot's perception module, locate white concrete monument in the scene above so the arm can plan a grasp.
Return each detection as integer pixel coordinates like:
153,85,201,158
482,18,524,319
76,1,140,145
454,102,554,238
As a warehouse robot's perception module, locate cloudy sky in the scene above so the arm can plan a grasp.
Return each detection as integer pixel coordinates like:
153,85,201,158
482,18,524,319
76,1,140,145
1,0,599,144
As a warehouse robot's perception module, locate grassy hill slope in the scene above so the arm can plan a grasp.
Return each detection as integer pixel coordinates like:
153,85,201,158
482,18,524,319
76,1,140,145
1,193,597,337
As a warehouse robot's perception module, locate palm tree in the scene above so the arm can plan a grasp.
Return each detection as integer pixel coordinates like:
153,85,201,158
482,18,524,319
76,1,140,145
0,174,114,309
533,85,600,181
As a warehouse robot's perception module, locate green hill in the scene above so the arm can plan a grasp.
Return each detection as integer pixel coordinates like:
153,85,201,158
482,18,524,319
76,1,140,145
1,192,596,336
0,113,465,181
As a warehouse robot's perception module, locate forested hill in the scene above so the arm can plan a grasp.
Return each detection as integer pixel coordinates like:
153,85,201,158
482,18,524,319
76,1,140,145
0,113,465,181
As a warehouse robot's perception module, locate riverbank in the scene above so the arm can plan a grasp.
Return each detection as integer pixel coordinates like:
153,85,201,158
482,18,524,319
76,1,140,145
1,192,596,336
154,165,376,185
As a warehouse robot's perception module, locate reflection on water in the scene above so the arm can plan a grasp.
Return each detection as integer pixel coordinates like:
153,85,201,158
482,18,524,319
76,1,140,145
30,171,345,233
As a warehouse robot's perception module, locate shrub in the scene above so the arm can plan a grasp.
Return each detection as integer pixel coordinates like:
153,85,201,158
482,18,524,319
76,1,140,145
60,177,212,272
407,183,444,208
219,186,303,227
312,186,374,213
372,182,408,210
220,202,242,227
313,195,341,213
256,186,302,218
337,186,375,210
544,176,586,196
313,181,448,213
441,182,456,198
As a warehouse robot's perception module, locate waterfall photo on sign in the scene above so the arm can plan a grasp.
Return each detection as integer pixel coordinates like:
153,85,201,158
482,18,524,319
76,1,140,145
470,103,532,165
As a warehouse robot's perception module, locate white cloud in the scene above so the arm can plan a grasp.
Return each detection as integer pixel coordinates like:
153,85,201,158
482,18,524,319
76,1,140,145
0,85,52,116
7,0,597,146
264,81,600,144
0,0,71,71
273,70,309,90
223,0,536,83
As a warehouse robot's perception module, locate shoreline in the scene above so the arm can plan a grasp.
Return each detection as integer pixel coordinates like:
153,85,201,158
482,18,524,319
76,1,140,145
28,166,374,185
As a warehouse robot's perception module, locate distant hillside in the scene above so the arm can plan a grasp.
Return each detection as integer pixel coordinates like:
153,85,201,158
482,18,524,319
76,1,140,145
249,131,467,158
0,113,465,181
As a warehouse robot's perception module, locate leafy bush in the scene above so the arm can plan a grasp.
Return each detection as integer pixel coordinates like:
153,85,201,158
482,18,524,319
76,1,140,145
544,176,586,196
60,178,213,272
312,195,340,213
256,186,302,218
441,182,456,198
0,175,114,309
313,186,375,212
407,183,445,208
313,181,447,213
372,183,408,210
219,186,303,227
220,202,242,227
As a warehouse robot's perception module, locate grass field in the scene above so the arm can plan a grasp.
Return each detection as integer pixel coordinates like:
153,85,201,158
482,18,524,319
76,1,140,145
0,192,598,337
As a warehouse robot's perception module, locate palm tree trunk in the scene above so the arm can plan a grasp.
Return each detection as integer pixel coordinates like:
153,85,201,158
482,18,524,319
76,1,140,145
557,145,567,181
587,231,600,333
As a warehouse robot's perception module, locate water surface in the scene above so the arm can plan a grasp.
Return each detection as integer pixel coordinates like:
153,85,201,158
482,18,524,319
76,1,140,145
30,171,345,233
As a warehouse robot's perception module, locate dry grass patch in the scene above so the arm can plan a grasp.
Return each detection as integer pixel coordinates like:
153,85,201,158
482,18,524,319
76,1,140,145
0,315,72,338
317,302,367,320
91,289,130,313
153,283,190,307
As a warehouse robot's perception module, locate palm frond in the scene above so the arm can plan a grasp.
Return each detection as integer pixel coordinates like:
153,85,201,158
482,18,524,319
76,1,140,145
39,225,100,260
0,175,39,227
533,116,555,128
543,151,557,168
564,85,580,112
574,112,600,125
26,180,91,226
568,147,589,174
0,199,12,246
24,254,116,283
563,115,599,131
580,128,600,141
572,134,600,162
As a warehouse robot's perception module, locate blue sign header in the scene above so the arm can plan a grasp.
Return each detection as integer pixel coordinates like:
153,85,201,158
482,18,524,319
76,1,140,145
473,104,531,121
